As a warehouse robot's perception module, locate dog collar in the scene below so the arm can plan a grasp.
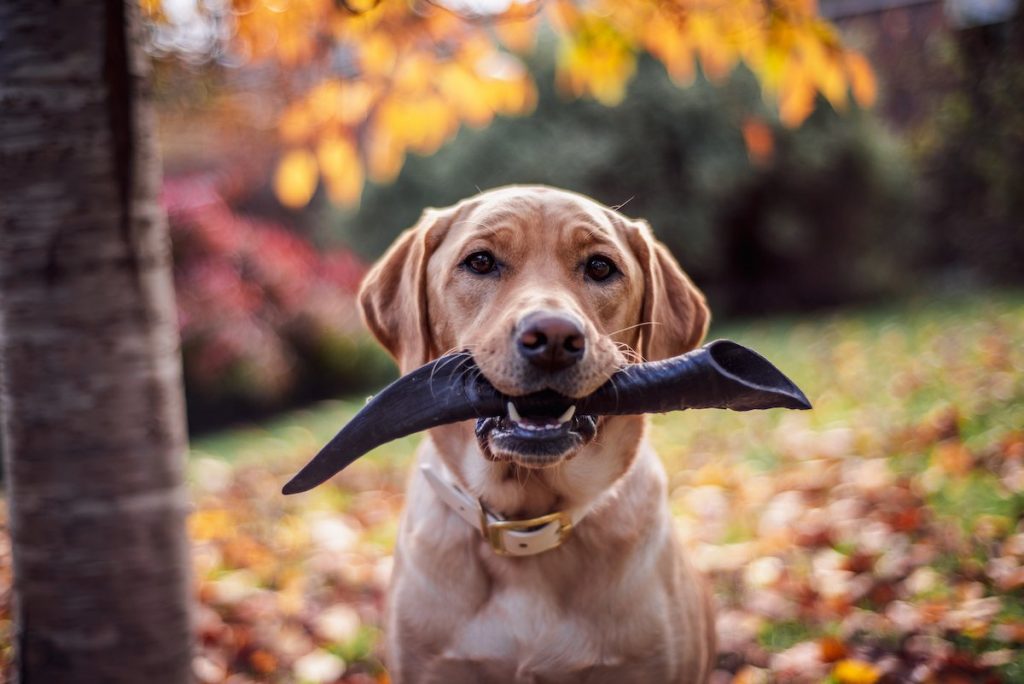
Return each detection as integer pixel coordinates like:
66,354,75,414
420,463,584,557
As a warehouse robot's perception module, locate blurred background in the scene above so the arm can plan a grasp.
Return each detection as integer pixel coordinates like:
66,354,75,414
5,1,1022,682
150,0,1024,433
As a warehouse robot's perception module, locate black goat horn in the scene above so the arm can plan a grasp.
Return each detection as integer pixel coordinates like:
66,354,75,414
282,340,809,494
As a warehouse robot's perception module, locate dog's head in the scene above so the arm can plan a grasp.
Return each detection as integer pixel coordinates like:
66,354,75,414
359,185,708,470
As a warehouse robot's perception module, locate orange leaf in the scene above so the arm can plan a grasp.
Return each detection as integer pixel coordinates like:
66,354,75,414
249,649,278,674
846,52,878,107
820,635,848,662
742,117,775,165
779,74,816,127
643,12,695,86
819,56,849,110
366,127,405,184
496,15,539,54
935,440,973,476
279,104,315,145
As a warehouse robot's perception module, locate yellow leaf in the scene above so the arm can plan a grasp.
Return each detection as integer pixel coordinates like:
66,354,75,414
273,149,319,209
140,0,165,21
189,509,236,541
366,127,405,183
304,79,377,128
316,135,358,181
556,17,635,106
409,94,457,154
379,92,455,155
393,52,434,93
759,45,789,94
307,80,343,125
820,55,849,110
360,33,397,77
338,80,378,126
846,52,878,107
689,12,735,82
344,0,380,12
322,164,364,206
832,659,881,684
778,70,816,127
316,135,364,206
643,12,695,86
477,53,536,115
438,64,494,127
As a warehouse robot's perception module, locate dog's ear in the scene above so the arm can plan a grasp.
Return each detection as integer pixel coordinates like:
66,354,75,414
625,220,710,362
359,208,453,371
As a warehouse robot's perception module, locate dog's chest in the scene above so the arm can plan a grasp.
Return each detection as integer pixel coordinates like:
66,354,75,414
451,584,593,657
432,582,670,683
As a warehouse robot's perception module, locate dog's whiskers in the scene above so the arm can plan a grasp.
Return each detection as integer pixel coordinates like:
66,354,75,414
607,321,659,336
428,352,477,396
613,341,644,365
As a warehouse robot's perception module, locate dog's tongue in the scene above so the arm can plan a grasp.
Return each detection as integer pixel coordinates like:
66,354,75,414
282,340,810,494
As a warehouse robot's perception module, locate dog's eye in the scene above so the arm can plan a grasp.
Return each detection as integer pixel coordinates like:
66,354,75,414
464,251,497,275
585,256,617,282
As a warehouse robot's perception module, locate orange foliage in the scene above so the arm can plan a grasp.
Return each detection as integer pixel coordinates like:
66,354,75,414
832,659,882,684
207,0,877,208
741,116,774,165
273,149,319,209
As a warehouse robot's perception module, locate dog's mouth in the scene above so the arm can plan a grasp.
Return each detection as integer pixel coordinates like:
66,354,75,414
475,398,599,467
282,340,812,494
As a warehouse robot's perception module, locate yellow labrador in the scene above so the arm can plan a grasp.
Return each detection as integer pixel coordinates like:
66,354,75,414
359,185,716,683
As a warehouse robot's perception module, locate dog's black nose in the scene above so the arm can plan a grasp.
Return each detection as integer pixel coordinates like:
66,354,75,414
516,312,585,372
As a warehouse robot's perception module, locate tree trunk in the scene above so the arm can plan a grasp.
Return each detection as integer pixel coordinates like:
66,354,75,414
0,1,193,682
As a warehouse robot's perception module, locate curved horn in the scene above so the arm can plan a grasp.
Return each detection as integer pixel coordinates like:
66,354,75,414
281,353,503,494
283,340,810,494
577,340,811,415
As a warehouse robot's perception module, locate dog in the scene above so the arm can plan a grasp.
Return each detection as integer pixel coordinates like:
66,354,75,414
358,185,716,683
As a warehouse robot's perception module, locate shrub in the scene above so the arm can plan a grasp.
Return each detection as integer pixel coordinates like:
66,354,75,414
913,15,1024,286
164,174,393,432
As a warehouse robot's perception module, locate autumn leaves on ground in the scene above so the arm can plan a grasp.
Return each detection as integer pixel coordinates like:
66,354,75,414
4,294,1023,683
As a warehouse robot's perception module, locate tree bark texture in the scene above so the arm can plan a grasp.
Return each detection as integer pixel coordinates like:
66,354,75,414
0,1,193,682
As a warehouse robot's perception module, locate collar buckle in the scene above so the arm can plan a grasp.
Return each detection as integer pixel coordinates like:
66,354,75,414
421,462,581,557
479,505,575,556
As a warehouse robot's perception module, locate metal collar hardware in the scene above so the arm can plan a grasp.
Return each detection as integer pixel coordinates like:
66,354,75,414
421,463,585,557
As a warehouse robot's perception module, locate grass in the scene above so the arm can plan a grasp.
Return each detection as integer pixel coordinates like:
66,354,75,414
175,290,1024,682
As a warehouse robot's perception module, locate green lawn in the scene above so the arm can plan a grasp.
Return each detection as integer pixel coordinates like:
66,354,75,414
183,291,1024,683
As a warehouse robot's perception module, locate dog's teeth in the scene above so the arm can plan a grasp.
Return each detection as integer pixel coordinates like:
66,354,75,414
557,405,576,425
508,402,522,424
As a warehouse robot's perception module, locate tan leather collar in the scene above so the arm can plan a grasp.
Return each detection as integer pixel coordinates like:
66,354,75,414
420,463,585,557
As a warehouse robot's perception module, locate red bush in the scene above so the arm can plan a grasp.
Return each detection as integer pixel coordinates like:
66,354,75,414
163,174,382,429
